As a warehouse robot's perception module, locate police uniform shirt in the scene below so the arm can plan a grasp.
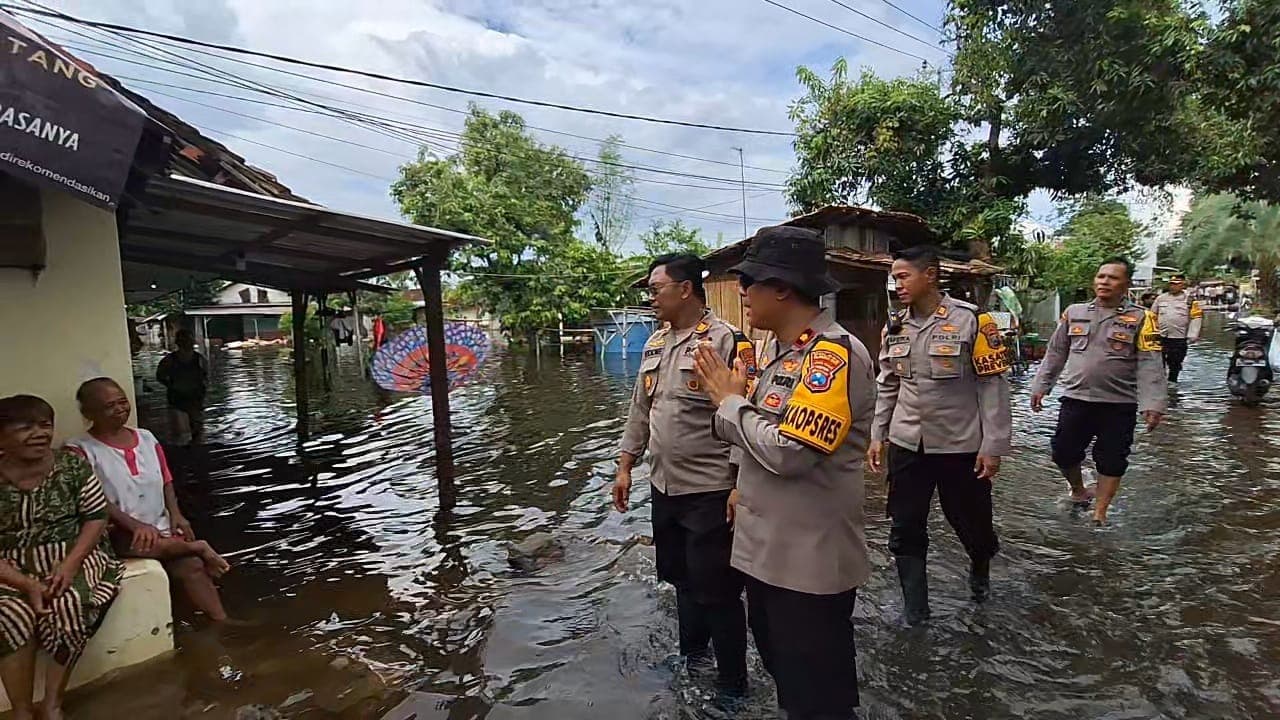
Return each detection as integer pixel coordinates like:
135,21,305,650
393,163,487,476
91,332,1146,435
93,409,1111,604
619,309,756,496
1152,291,1204,340
712,310,876,596
1030,300,1167,413
872,295,1013,457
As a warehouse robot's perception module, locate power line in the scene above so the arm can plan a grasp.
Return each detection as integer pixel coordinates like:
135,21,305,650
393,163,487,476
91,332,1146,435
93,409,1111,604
758,0,931,62
48,37,789,192
4,4,797,137
821,0,948,54
872,0,946,35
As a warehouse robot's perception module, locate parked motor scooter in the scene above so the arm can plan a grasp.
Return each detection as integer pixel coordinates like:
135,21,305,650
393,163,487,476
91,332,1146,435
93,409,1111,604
1227,315,1276,405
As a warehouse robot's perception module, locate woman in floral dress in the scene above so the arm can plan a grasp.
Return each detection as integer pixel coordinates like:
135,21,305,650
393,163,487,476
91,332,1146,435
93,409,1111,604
0,395,122,720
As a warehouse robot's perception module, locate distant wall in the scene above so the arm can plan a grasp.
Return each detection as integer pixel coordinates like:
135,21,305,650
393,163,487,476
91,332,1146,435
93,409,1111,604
0,189,135,442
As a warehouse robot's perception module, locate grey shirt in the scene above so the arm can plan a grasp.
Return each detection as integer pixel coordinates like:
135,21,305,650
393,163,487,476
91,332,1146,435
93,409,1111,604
1152,291,1203,340
1030,300,1168,413
872,295,1013,456
712,310,876,596
619,309,753,496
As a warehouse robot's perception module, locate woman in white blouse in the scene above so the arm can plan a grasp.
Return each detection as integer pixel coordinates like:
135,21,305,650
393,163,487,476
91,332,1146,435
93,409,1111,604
68,378,230,622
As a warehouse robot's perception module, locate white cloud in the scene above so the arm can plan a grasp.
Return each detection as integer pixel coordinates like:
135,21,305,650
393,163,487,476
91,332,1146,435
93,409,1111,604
39,0,951,251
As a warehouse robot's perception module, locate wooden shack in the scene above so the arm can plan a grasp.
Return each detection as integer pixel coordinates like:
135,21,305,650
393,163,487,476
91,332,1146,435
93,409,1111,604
704,206,1001,358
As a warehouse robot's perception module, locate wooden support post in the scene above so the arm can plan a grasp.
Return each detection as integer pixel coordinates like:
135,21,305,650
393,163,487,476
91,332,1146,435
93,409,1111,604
349,290,366,377
413,262,456,499
291,290,310,438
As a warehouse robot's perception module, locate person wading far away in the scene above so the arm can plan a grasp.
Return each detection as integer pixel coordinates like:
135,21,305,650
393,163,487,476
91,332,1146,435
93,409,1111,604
1030,257,1167,524
614,253,756,700
693,226,875,720
156,328,208,447
867,245,1013,625
1152,273,1203,382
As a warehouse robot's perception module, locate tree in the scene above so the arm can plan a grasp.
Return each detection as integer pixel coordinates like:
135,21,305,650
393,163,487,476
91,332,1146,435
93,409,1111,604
1176,194,1280,307
127,278,221,318
1045,198,1148,299
640,220,711,258
392,107,637,336
586,135,636,254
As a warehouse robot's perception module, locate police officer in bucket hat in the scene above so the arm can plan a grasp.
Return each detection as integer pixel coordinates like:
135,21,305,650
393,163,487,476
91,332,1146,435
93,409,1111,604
693,225,875,720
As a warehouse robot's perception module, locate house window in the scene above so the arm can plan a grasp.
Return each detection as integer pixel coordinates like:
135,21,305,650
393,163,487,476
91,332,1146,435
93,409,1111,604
239,288,251,303
257,289,269,303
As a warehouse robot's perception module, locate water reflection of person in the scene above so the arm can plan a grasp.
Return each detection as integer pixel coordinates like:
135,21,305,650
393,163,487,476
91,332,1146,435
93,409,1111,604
613,253,752,699
68,379,230,622
0,395,123,720
156,329,208,447
693,227,875,720
1031,258,1168,523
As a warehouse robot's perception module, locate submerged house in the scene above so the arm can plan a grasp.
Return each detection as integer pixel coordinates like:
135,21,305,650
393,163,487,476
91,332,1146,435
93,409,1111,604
187,282,293,345
704,206,1001,358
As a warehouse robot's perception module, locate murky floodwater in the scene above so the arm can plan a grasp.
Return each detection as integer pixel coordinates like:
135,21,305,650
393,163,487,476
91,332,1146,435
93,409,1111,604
61,313,1280,719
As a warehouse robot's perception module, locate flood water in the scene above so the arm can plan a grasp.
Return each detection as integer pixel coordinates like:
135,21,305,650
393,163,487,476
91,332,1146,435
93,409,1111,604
62,313,1280,719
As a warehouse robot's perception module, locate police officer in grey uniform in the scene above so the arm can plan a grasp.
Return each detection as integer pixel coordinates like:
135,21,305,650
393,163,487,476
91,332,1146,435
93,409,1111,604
615,253,755,697
867,246,1012,624
1031,256,1167,524
1152,273,1204,382
693,226,875,720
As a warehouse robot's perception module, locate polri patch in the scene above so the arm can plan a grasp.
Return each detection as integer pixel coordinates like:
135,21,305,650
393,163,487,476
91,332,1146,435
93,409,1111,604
803,347,847,393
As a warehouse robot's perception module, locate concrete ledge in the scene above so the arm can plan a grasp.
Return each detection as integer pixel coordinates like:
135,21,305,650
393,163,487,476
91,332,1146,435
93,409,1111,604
0,558,174,710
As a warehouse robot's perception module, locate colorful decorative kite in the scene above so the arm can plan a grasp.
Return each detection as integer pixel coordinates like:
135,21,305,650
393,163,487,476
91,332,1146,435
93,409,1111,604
371,323,491,393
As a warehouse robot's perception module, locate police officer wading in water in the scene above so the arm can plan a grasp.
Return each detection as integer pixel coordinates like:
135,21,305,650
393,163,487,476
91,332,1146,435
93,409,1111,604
1031,257,1167,524
867,246,1012,625
693,226,875,720
615,254,756,698
1152,273,1203,383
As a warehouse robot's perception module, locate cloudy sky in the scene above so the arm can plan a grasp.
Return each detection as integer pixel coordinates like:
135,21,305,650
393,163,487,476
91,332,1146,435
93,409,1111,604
27,0,1066,254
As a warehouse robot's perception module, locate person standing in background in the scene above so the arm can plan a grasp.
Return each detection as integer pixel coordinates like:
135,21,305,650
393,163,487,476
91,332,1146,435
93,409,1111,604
156,329,208,447
1152,273,1203,382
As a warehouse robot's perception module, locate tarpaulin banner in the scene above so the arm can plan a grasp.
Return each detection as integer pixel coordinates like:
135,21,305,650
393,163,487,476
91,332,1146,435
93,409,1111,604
0,11,145,209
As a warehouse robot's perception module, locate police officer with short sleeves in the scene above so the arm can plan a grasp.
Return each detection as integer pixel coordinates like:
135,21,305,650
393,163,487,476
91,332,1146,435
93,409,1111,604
693,226,876,720
867,245,1012,625
615,254,756,698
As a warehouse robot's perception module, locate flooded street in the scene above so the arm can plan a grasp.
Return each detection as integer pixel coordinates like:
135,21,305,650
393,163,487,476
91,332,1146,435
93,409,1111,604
65,314,1280,720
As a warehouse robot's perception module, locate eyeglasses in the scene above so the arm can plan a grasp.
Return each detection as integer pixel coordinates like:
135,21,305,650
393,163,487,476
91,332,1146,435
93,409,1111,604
644,280,686,298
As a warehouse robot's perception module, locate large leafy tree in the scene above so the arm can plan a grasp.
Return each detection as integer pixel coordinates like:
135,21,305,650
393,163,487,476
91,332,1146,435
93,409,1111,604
639,219,712,258
1046,198,1148,298
392,108,636,336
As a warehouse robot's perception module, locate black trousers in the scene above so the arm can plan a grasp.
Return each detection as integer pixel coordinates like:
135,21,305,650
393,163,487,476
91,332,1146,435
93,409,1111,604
1050,397,1138,477
651,488,746,689
1162,337,1189,381
746,576,858,719
887,444,999,562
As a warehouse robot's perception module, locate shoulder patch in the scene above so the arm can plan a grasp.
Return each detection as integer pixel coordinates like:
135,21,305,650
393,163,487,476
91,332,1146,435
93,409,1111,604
1190,300,1204,319
973,312,1012,376
1137,311,1163,352
779,339,853,454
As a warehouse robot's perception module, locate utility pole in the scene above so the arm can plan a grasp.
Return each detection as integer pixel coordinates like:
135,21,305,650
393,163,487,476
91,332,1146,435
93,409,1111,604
732,147,748,237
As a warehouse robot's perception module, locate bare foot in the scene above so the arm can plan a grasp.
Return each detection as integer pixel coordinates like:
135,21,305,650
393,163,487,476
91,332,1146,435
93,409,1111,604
196,541,231,578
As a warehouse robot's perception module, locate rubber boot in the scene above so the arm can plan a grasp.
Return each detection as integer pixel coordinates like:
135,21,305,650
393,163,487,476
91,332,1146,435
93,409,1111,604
705,598,748,699
676,589,711,661
895,556,931,625
969,557,991,603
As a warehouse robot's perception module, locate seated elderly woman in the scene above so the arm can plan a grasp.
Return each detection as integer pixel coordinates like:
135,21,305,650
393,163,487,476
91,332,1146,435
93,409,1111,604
0,395,122,720
69,378,230,623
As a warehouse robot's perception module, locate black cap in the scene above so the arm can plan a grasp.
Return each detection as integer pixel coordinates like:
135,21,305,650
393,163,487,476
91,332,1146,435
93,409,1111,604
1169,273,1186,282
729,225,837,297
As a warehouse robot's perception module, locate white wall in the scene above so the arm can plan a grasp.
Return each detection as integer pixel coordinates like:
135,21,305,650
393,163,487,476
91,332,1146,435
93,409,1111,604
0,189,136,443
214,282,290,305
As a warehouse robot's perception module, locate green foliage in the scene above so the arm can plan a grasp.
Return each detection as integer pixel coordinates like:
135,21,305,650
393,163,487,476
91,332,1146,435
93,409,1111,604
586,135,636,253
639,220,712,258
1176,194,1280,305
392,107,638,335
1044,198,1148,298
361,291,418,329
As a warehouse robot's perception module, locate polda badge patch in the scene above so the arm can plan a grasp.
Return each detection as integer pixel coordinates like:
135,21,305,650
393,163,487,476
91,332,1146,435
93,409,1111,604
803,347,847,393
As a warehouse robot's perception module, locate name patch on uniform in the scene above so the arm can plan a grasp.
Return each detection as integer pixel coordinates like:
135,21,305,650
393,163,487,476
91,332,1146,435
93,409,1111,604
779,339,853,455
764,392,783,409
644,348,662,359
803,347,847,393
973,312,1012,376
770,374,798,389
